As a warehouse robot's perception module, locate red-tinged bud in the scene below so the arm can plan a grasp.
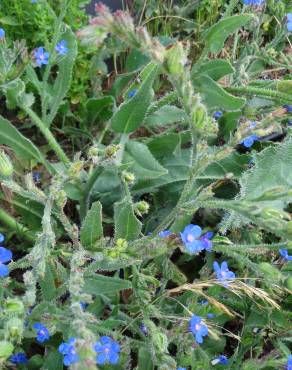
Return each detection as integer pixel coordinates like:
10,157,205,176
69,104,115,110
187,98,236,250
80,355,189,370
95,2,109,14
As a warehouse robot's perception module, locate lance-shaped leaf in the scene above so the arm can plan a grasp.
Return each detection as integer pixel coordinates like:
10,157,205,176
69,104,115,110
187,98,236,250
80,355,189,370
114,197,142,240
193,75,245,111
0,115,53,173
83,274,132,295
203,14,254,54
193,59,234,81
80,201,103,249
123,141,168,180
111,63,158,133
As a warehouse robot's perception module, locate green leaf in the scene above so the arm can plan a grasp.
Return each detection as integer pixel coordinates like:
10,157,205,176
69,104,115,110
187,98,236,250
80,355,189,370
39,263,56,301
46,28,78,125
83,274,132,295
145,105,187,127
0,115,53,172
0,341,14,359
240,139,292,205
123,141,168,180
85,96,115,126
80,201,103,249
42,349,63,370
138,348,154,370
203,14,253,54
194,59,234,81
193,75,246,111
114,197,142,240
111,63,158,133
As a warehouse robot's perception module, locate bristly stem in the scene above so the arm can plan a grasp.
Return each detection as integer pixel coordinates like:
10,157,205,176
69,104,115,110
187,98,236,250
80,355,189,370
226,85,292,104
22,105,70,166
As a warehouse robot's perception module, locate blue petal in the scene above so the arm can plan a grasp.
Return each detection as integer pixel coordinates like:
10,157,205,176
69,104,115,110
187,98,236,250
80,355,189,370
195,332,203,344
100,336,111,345
0,263,9,277
186,240,204,254
0,247,12,263
96,353,107,365
109,351,119,364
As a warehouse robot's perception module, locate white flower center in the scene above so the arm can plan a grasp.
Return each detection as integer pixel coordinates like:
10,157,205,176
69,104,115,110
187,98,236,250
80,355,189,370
187,234,195,243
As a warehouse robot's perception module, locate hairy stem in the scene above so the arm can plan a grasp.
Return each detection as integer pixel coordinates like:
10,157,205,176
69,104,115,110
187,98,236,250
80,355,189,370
0,207,35,241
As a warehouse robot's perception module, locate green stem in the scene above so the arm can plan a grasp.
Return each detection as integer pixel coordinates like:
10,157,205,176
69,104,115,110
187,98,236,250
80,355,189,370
22,105,70,166
225,86,292,104
0,207,35,242
79,166,103,220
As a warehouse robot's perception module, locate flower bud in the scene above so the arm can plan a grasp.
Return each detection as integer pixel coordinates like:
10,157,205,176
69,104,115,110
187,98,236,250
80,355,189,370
0,150,13,179
165,42,187,75
4,299,24,315
6,318,23,340
135,201,150,216
122,171,135,185
105,144,120,158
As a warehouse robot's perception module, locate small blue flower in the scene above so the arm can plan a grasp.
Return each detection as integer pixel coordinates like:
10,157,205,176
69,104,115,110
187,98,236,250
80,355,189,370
241,134,259,148
180,224,213,254
140,323,148,335
189,315,208,344
287,14,292,32
31,0,38,3
0,233,5,243
10,352,28,364
33,323,50,343
177,368,187,370
287,354,292,370
279,249,292,261
0,247,12,278
55,40,68,56
243,0,265,5
206,313,215,319
128,89,137,98
283,104,292,113
213,111,222,120
199,299,208,306
33,171,41,183
158,230,171,238
212,355,228,365
0,28,5,39
213,261,235,286
34,47,50,66
58,338,79,366
93,336,120,365
80,301,88,310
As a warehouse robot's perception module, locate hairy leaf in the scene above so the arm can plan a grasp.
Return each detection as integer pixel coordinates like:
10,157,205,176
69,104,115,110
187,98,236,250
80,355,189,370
80,201,103,249
114,197,142,240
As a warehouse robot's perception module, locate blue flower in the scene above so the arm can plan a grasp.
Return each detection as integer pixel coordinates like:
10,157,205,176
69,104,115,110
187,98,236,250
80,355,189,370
0,247,12,278
158,230,171,238
287,354,292,370
34,47,50,66
10,352,28,364
241,134,259,148
279,249,292,261
0,28,5,39
189,315,208,344
283,105,292,113
55,40,68,56
243,0,265,5
33,323,50,343
31,0,38,3
177,368,186,370
287,14,292,32
33,171,41,183
58,338,79,366
199,299,208,306
93,336,120,365
140,323,148,335
80,301,88,310
213,111,222,120
212,355,228,365
213,261,235,286
207,313,215,319
180,224,213,254
128,89,137,98
0,233,5,243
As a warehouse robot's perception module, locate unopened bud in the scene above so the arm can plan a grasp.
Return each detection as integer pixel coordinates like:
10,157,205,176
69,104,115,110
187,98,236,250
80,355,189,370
135,201,150,216
165,42,187,75
123,171,135,185
0,151,13,179
105,144,120,158
68,161,84,178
